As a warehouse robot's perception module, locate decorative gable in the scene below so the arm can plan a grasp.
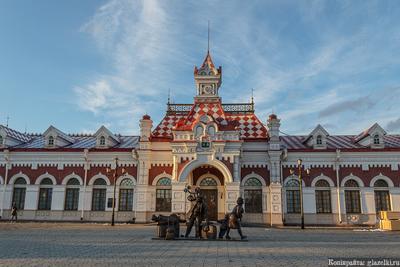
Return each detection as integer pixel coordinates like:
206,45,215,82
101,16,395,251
304,124,329,149
43,126,75,148
94,126,120,148
354,123,386,149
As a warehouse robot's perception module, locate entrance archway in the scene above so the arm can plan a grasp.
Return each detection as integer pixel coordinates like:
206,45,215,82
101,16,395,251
196,174,221,221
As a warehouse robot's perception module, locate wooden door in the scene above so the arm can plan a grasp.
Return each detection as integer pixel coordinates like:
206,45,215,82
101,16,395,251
202,189,218,221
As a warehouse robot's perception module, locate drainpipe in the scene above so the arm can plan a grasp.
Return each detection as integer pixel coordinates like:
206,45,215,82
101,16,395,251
280,149,287,224
132,148,138,220
335,149,342,224
0,150,10,219
81,149,89,221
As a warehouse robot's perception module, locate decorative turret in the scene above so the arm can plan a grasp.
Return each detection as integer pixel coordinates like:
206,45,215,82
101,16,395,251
194,51,222,98
140,114,153,141
267,114,280,150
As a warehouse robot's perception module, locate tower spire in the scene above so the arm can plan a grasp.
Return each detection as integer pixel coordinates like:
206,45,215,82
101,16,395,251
207,20,210,53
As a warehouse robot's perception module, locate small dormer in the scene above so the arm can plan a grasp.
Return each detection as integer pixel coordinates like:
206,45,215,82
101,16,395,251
94,126,120,149
355,123,386,149
304,124,329,149
43,126,75,148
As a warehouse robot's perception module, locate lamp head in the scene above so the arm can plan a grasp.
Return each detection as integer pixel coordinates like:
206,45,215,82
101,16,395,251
289,169,294,175
297,159,302,166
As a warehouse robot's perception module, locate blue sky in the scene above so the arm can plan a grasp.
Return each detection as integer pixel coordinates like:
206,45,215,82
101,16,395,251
1,0,400,136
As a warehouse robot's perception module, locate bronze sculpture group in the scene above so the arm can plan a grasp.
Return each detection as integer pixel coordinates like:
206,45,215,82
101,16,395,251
184,186,247,240
152,186,247,240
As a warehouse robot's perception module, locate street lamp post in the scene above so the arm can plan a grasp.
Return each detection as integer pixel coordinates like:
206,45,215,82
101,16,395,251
290,159,310,230
107,157,126,227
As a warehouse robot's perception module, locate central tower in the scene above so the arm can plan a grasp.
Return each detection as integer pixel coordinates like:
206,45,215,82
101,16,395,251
193,51,222,99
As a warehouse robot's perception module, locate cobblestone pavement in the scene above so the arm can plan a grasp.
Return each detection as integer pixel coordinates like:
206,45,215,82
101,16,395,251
0,223,399,267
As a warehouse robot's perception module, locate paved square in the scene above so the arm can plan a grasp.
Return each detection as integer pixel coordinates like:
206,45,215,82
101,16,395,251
0,223,399,267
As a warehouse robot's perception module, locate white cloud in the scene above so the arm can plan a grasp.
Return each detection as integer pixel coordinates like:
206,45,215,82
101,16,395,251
73,0,400,135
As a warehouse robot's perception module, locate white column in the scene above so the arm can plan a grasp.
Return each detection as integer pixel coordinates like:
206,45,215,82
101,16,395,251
51,185,65,210
171,181,186,214
225,182,240,213
390,188,400,211
303,188,316,214
25,185,39,210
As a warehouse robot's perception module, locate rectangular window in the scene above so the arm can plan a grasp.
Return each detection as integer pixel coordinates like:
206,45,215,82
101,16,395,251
345,190,361,214
64,188,80,211
244,189,262,213
38,188,52,210
375,190,391,213
119,189,134,211
92,189,106,211
12,188,26,210
156,189,171,212
286,190,300,213
315,190,332,213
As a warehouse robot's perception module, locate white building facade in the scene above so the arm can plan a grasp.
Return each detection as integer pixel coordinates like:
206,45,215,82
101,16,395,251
1,51,400,226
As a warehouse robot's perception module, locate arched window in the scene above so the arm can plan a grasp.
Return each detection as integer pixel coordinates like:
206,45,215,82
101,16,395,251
12,178,27,210
157,177,171,186
344,179,361,214
48,136,55,147
316,135,323,145
119,178,135,211
315,179,331,213
244,177,263,187
0,135,3,145
208,126,216,136
195,125,203,138
65,178,80,211
99,136,106,146
38,178,53,210
344,179,359,188
285,179,300,213
93,178,107,186
374,179,391,213
244,177,262,213
92,178,107,211
373,134,380,145
200,177,218,186
156,177,171,212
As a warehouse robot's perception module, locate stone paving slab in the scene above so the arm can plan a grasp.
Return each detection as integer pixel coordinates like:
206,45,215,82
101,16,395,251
0,223,399,267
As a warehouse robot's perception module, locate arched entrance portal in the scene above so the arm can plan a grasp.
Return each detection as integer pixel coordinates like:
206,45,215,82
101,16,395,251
187,165,226,221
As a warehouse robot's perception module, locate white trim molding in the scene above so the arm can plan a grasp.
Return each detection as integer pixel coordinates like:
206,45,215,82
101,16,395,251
35,172,57,185
341,174,365,187
241,172,266,186
311,174,335,187
116,174,137,186
369,173,394,188
283,175,306,187
196,173,222,187
152,172,172,186
88,173,111,186
62,172,84,185
9,172,31,185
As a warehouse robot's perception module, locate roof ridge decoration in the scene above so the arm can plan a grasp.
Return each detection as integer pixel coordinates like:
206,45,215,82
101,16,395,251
0,124,32,143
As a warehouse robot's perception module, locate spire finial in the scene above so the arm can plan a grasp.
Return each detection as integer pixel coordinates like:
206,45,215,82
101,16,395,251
6,115,9,127
167,89,171,105
251,88,254,104
207,20,210,53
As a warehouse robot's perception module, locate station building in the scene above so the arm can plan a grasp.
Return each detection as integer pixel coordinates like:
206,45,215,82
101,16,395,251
1,50,400,225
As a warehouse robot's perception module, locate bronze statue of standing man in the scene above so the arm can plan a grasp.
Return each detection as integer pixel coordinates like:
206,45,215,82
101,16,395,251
184,187,209,238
